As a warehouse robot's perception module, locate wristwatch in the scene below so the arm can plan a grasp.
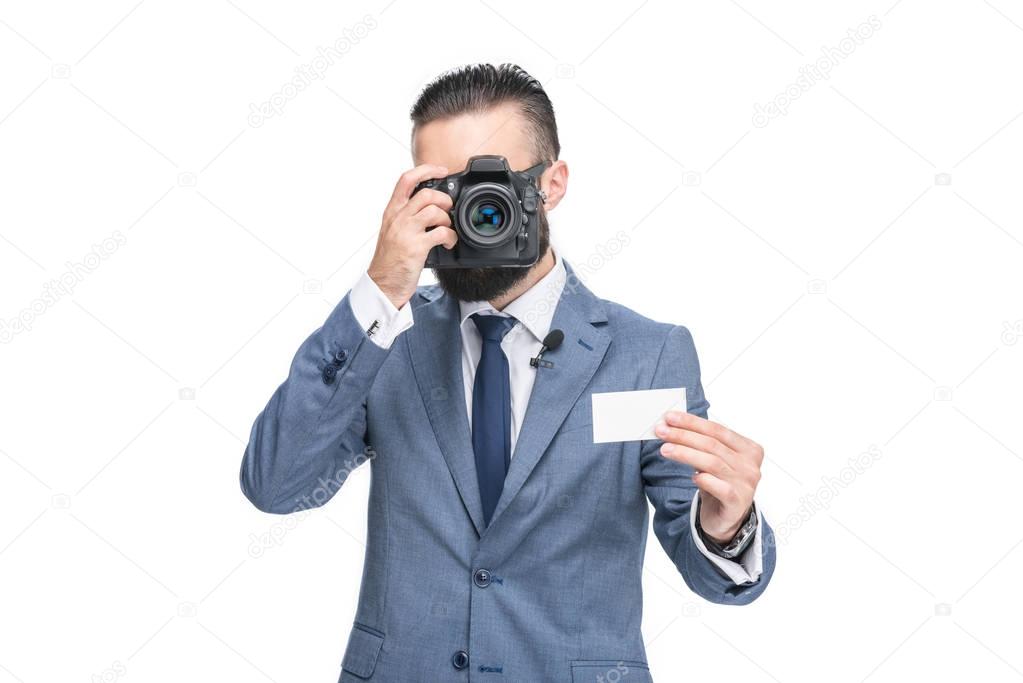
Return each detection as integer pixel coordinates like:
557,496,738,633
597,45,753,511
696,501,758,560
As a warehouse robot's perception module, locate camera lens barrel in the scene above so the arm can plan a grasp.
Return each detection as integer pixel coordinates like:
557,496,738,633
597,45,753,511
455,182,521,249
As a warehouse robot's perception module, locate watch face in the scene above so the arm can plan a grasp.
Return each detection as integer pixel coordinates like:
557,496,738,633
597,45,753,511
695,500,758,559
720,506,758,557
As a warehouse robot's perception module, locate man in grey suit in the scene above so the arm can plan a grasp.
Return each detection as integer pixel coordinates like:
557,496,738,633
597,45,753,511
241,64,776,682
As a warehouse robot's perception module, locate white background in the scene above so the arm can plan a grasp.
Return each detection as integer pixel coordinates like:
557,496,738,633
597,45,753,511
2,1,1022,681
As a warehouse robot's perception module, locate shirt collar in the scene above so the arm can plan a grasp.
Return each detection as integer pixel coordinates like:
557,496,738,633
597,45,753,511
458,251,567,343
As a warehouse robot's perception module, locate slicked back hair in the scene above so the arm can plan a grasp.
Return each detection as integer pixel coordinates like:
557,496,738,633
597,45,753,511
410,63,560,165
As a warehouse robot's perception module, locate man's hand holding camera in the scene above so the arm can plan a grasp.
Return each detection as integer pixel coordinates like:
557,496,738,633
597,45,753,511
655,412,763,544
368,164,458,309
368,156,549,309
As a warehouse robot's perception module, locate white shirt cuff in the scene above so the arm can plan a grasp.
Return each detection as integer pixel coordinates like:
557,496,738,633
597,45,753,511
690,491,764,585
348,272,414,349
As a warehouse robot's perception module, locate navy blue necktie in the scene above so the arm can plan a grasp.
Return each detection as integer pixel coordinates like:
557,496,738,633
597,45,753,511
471,313,517,527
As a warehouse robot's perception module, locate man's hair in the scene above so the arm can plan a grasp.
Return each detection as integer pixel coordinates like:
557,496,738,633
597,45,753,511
410,63,560,164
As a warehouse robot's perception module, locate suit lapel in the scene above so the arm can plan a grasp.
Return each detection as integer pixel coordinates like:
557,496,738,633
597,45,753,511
407,290,487,536
487,271,610,528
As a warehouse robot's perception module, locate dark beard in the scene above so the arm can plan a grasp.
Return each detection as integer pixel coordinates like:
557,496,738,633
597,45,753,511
433,207,550,303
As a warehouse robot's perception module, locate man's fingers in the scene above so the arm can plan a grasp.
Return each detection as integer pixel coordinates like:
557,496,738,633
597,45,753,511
659,442,730,478
402,187,454,217
655,421,735,461
664,411,749,452
389,164,449,209
692,472,736,505
411,204,452,230
422,226,458,251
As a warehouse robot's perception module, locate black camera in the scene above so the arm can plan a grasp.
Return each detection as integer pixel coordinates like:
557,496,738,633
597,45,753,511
413,155,548,268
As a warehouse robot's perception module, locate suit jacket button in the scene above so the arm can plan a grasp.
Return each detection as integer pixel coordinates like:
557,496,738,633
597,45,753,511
332,349,348,366
473,568,491,588
322,364,338,385
452,650,469,670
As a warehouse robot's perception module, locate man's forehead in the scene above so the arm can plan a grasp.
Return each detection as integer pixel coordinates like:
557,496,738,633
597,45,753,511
412,104,536,172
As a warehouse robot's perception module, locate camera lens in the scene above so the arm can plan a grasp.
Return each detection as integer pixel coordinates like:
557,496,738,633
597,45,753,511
456,183,519,249
468,201,505,236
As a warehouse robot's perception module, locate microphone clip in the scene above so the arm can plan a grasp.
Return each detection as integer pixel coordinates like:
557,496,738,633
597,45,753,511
529,329,564,370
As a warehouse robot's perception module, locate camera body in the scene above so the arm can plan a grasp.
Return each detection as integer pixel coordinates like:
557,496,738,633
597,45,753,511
413,155,546,268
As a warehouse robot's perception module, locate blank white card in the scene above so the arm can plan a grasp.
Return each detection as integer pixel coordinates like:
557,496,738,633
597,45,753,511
591,387,687,443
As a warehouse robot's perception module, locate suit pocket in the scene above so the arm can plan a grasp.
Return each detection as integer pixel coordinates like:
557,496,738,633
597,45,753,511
340,622,384,680
570,660,651,683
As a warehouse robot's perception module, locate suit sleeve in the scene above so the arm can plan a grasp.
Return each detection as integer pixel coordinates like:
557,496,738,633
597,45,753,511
239,291,396,514
641,325,776,605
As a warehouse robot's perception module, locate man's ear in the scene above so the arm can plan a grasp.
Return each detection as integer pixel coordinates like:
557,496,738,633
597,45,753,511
539,160,568,210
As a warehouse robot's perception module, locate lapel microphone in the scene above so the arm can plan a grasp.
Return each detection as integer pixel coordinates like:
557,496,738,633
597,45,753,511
530,329,564,369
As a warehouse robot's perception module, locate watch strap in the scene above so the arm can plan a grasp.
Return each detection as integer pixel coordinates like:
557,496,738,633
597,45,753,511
697,501,758,560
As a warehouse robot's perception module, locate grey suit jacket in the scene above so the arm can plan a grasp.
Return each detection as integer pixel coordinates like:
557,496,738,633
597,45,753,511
240,264,776,682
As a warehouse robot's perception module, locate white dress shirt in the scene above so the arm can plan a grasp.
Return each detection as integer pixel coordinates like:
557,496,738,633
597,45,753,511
348,253,763,585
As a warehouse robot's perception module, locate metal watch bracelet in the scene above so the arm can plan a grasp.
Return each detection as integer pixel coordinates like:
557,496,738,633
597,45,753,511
697,501,758,560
